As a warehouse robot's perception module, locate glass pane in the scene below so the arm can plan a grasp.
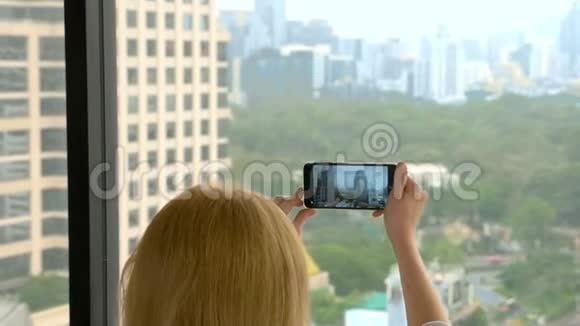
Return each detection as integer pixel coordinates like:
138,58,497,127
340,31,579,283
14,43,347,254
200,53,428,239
0,1,69,324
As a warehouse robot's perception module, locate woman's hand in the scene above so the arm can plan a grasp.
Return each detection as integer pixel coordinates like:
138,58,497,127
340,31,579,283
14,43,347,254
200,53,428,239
274,188,317,235
372,162,428,247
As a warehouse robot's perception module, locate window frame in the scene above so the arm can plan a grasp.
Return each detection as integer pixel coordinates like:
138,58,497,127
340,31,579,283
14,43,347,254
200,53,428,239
65,0,119,325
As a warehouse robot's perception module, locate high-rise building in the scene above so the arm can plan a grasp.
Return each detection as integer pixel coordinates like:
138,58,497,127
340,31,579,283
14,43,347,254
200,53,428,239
256,0,286,47
116,0,232,265
0,0,68,284
559,1,580,78
0,0,232,324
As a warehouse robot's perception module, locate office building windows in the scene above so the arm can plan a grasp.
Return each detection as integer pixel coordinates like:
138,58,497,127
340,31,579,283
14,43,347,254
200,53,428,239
0,223,30,245
127,68,138,85
128,96,139,114
0,192,29,219
41,128,66,152
165,67,175,84
0,130,29,156
218,144,228,159
184,94,193,111
128,238,138,254
183,14,193,31
147,67,157,85
147,179,157,196
218,119,230,138
39,37,65,61
128,153,139,170
165,40,175,57
201,145,210,161
0,99,27,118
147,151,157,168
40,68,66,91
0,37,26,60
166,94,176,112
166,149,176,163
184,121,193,137
129,181,139,200
183,40,192,56
201,93,209,109
128,125,138,143
0,68,26,92
146,12,156,28
42,248,68,271
201,41,209,57
184,68,192,84
43,217,68,236
127,39,137,57
148,206,157,222
41,97,66,116
218,93,228,108
166,122,176,139
218,67,228,88
201,120,209,135
147,39,156,57
42,158,67,176
184,148,193,162
126,10,137,28
201,67,209,84
147,123,157,141
201,15,210,32
42,188,67,212
147,95,157,113
0,161,29,181
218,42,227,62
165,13,175,29
129,210,139,227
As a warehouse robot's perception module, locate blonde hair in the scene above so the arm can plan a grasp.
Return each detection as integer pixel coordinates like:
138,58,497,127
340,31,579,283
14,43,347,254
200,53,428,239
121,186,309,326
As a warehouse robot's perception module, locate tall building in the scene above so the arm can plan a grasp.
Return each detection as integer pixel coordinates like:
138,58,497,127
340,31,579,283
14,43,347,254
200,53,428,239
116,0,232,265
0,0,68,285
414,30,466,102
0,0,232,324
256,0,286,47
559,1,580,78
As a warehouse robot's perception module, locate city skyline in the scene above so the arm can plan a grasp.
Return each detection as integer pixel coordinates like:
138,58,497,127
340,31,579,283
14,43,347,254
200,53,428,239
219,0,578,41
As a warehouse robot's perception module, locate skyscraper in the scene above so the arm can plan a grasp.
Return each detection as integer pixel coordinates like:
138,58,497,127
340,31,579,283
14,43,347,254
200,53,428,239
559,1,580,78
256,0,286,47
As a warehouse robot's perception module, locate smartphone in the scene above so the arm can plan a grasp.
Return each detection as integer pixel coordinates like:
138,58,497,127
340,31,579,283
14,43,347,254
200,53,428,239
303,162,396,210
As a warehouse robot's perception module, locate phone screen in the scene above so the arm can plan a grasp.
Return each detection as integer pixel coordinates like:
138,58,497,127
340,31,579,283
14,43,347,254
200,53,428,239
303,163,396,210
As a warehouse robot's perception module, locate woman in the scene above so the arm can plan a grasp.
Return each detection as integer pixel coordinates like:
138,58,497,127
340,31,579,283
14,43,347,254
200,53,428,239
121,163,449,326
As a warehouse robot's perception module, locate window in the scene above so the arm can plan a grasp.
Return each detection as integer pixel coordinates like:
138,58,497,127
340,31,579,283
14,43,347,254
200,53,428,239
147,151,158,168
148,206,157,222
128,238,138,254
165,40,175,57
166,67,175,84
0,223,30,245
184,68,192,84
201,67,210,84
184,148,193,162
43,217,68,236
128,96,139,114
0,99,27,118
0,192,29,219
128,125,138,143
166,94,176,112
127,39,137,57
166,175,177,192
127,68,138,85
40,37,65,61
0,161,29,181
41,128,66,152
40,68,66,91
218,119,230,138
218,42,228,61
0,130,29,156
126,10,137,28
41,97,66,116
147,123,157,141
218,67,228,88
201,120,210,135
42,158,67,176
128,153,139,170
166,122,176,139
201,15,210,32
147,95,157,113
183,41,193,56
166,149,176,163
0,68,27,92
147,39,156,57
129,210,139,227
218,143,228,159
42,248,68,271
146,12,156,28
42,188,67,212
183,14,193,31
165,13,175,29
0,255,30,280
201,145,210,161
147,178,157,196
0,37,26,60
218,93,228,108
201,41,209,57
201,93,210,109
129,181,139,201
147,67,157,85
184,121,193,137
184,94,193,111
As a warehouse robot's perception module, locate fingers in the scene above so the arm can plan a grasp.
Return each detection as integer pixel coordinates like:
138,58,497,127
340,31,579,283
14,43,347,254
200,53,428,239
404,177,428,201
274,188,304,215
293,209,317,235
371,210,383,218
393,162,408,200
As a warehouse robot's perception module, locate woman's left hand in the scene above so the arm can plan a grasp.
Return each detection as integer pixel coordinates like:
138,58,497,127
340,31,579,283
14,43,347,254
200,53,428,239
273,188,317,235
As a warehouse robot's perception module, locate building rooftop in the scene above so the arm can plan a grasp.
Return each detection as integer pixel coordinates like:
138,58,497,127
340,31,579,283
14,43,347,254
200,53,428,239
354,292,388,311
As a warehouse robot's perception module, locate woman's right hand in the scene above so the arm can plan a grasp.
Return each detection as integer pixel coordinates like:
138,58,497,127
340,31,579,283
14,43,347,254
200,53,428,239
373,162,428,248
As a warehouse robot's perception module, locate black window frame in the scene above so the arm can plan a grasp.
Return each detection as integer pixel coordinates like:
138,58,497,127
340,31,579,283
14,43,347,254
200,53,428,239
65,0,119,325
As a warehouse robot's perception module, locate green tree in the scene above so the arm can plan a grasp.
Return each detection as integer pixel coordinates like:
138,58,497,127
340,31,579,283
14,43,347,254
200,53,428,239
310,290,362,326
423,238,466,266
18,275,68,312
456,307,488,326
509,197,556,248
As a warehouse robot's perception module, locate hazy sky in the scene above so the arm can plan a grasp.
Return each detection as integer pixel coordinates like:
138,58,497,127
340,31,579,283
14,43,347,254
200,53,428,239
219,0,577,41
